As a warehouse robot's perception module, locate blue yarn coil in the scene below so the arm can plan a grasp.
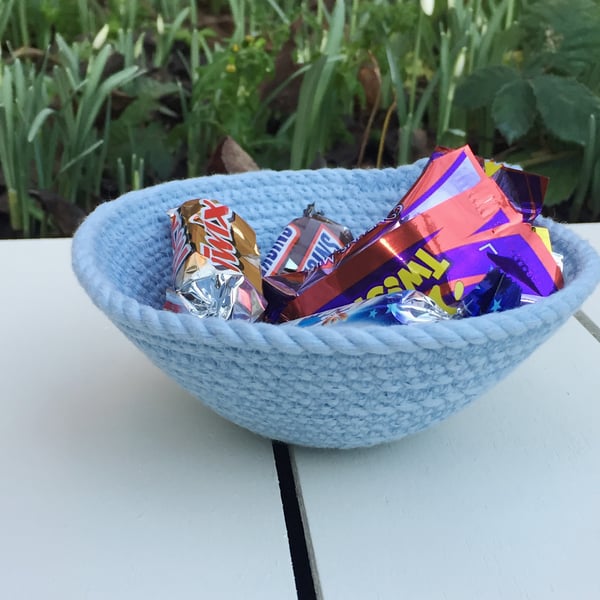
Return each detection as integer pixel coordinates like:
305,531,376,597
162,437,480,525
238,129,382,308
71,163,600,448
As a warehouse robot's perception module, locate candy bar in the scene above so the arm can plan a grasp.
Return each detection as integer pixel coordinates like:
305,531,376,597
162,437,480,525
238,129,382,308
165,198,266,321
287,290,452,327
263,146,563,323
262,204,353,276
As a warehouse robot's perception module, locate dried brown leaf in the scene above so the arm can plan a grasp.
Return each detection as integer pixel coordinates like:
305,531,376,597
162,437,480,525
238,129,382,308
29,190,87,236
206,136,260,175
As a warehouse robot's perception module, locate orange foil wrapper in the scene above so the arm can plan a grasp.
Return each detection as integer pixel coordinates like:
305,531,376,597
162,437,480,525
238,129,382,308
166,198,266,321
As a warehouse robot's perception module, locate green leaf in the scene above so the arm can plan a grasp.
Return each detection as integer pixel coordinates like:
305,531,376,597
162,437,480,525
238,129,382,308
55,34,80,82
291,55,327,169
0,0,16,39
385,42,407,122
82,65,139,140
1,66,15,187
324,0,345,54
135,76,179,100
59,139,104,174
290,0,345,169
97,66,140,101
2,64,14,138
519,153,582,206
83,44,113,103
165,8,190,49
531,74,600,145
265,0,290,24
27,108,55,142
519,0,600,78
491,79,536,143
589,157,600,219
454,65,519,110
13,59,26,105
474,0,514,68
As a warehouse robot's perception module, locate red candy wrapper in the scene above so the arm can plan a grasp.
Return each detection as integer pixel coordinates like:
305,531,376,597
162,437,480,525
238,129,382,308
261,204,353,276
264,146,563,323
165,198,266,321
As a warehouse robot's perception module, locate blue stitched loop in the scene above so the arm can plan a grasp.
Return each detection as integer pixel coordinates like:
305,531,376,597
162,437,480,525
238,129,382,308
72,163,600,448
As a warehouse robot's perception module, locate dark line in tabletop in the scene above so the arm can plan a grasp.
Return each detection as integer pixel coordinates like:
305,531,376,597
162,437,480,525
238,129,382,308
575,310,600,343
273,441,318,600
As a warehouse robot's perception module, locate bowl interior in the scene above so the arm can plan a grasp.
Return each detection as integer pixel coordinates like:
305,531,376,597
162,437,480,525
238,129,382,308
92,165,429,311
75,164,600,342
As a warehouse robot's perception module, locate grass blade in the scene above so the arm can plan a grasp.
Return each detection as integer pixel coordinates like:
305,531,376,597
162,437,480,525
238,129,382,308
27,107,55,142
59,139,104,174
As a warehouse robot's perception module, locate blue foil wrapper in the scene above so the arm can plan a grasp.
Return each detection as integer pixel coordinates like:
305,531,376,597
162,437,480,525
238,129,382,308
457,268,522,317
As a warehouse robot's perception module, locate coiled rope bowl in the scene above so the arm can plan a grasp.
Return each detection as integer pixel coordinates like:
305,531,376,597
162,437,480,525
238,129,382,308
72,163,600,448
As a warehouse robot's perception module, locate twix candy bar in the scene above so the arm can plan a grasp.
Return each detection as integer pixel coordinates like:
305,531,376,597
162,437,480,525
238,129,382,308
263,146,563,323
165,198,266,321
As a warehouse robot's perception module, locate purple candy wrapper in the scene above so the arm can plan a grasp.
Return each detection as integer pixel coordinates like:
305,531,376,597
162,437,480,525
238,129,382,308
264,146,563,323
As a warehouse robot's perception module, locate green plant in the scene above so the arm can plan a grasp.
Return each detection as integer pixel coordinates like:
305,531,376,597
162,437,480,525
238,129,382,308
436,0,521,151
48,35,141,208
0,0,16,43
290,0,346,169
0,31,141,235
454,0,600,219
117,153,145,195
153,6,191,68
4,0,600,239
0,59,50,235
107,75,180,185
108,0,141,31
0,0,87,48
381,0,436,165
178,30,279,174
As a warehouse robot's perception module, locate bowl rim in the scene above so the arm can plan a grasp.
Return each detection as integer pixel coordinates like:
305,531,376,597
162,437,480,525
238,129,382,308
71,167,600,357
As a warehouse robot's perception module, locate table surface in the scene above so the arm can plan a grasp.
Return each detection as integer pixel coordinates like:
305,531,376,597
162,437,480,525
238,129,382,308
291,223,600,600
0,239,296,600
1,225,599,600
572,223,600,328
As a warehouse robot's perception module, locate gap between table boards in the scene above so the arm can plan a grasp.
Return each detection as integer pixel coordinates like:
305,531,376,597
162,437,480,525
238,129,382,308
273,441,321,600
575,310,600,343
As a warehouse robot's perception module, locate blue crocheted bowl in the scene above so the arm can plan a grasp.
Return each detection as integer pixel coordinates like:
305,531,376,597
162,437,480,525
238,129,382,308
72,164,600,448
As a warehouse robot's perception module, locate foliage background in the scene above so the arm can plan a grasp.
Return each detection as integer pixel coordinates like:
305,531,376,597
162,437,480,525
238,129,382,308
1,0,600,238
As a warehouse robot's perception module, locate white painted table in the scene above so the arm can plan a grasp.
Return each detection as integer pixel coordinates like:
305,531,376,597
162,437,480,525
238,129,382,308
0,239,296,600
571,223,600,331
2,226,599,600
292,224,600,600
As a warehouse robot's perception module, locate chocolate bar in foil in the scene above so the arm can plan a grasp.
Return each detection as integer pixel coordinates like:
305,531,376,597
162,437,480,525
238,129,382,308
263,145,563,323
261,204,353,276
165,198,266,321
286,290,452,328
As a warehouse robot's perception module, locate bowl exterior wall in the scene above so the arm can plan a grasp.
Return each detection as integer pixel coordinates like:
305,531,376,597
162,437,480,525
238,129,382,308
72,165,600,448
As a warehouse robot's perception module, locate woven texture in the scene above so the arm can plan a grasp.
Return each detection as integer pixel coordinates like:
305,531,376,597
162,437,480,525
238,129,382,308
72,163,600,448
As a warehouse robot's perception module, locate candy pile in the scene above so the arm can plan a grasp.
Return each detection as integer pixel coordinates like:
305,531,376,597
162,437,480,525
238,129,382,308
164,145,564,327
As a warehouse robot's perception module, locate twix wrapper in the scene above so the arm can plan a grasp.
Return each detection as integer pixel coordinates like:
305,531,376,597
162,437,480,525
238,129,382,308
165,198,266,321
264,146,563,323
